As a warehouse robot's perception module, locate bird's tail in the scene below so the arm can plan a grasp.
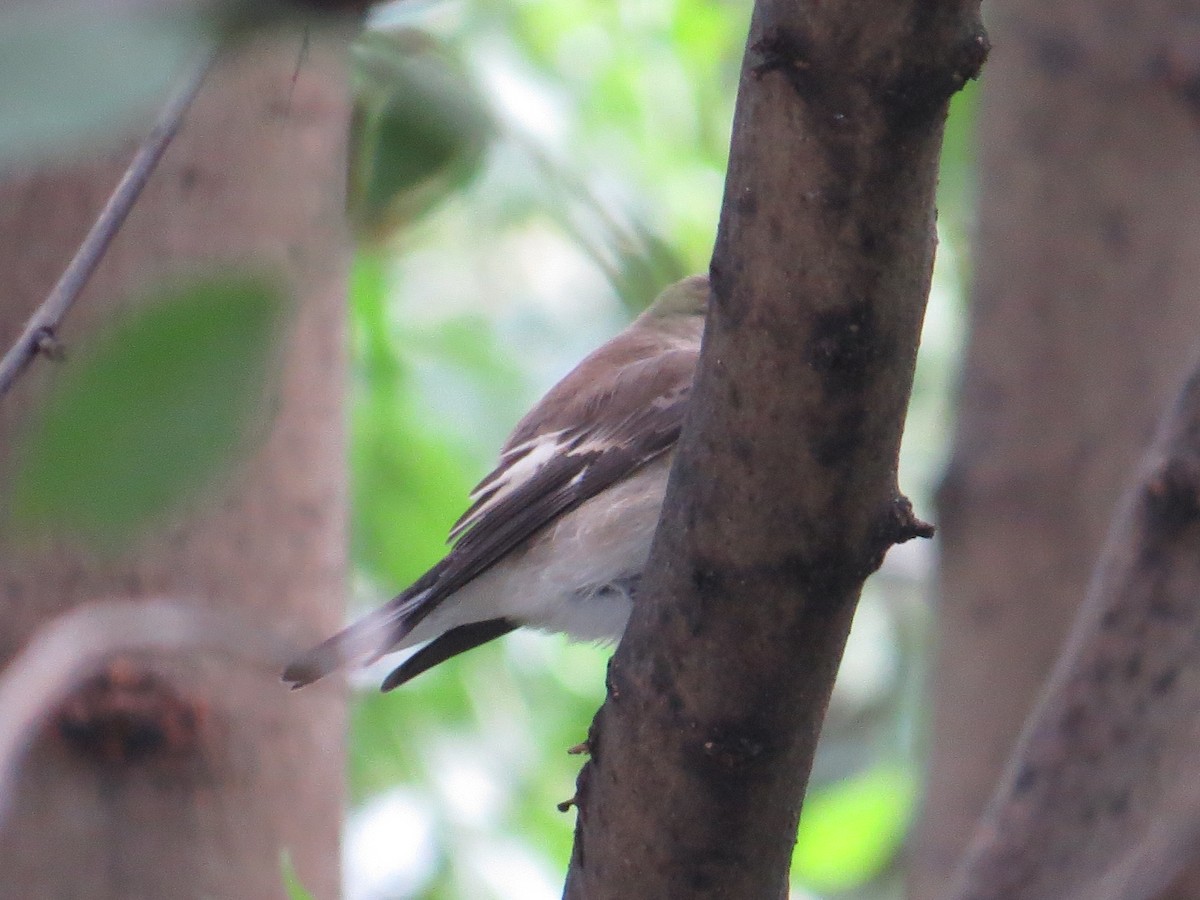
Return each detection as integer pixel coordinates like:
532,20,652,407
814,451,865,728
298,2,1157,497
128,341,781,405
282,587,432,689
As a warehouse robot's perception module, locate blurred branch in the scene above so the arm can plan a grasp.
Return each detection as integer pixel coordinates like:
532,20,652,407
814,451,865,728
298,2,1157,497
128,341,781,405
944,356,1200,900
0,598,296,830
0,50,215,398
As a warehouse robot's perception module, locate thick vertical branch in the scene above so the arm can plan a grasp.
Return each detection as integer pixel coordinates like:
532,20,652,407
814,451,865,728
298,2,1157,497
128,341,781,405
563,2,984,897
0,27,352,899
913,1,1200,892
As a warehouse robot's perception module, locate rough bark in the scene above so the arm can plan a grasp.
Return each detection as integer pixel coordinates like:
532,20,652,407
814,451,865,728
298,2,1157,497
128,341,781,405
911,0,1200,893
0,27,352,899
942,356,1200,900
562,2,985,897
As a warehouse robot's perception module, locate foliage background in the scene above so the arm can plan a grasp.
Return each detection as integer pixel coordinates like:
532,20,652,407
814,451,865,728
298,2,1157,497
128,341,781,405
0,1,977,897
343,3,974,897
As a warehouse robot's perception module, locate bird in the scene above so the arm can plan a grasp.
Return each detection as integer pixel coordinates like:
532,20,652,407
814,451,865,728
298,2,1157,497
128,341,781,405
283,273,710,692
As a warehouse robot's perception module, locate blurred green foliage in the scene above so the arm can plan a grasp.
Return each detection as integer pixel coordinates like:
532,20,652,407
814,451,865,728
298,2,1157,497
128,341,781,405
0,0,974,896
341,0,972,897
792,764,916,894
7,275,285,547
0,5,200,164
348,30,493,241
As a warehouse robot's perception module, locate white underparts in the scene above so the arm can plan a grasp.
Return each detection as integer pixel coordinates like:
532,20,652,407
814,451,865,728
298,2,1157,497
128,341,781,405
400,454,673,649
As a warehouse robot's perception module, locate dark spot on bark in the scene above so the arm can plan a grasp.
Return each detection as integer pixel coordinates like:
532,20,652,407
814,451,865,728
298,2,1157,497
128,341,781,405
641,651,682,712
687,869,715,892
1108,789,1130,817
1092,659,1114,685
689,550,863,625
692,563,722,596
1154,42,1200,118
859,223,881,255
878,31,990,132
736,188,758,217
1060,702,1088,737
1101,208,1130,252
1122,654,1143,681
786,547,870,620
726,377,743,410
808,406,868,470
1014,765,1039,794
684,562,728,634
684,715,783,789
699,728,765,771
1030,30,1083,78
1151,667,1179,696
179,166,201,192
56,660,203,765
750,27,818,98
731,434,755,464
808,302,877,395
819,181,854,216
1144,457,1200,535
1147,595,1186,621
804,303,883,468
650,653,674,697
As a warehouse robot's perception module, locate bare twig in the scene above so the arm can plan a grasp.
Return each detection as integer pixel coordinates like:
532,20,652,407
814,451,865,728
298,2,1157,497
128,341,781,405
0,50,217,398
0,598,295,830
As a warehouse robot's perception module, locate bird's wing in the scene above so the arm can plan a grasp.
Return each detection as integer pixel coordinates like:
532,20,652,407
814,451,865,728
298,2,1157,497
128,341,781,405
282,344,698,689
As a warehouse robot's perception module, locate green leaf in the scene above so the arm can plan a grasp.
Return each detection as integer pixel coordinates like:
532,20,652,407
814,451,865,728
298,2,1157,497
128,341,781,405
348,29,493,240
8,274,286,546
0,6,200,163
791,764,916,892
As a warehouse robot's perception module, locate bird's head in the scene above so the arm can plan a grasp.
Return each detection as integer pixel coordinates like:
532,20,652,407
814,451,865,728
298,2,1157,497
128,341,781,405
639,274,710,322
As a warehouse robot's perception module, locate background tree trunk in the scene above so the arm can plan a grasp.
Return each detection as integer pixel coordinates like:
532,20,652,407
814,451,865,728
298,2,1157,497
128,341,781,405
940,350,1200,898
0,27,352,899
911,0,1200,893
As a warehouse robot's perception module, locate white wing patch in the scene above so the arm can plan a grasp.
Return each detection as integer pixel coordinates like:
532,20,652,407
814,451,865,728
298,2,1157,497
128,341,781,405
567,436,618,457
449,430,567,542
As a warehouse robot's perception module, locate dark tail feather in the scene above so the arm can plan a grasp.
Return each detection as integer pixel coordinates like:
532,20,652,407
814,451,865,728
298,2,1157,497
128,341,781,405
284,561,454,689
283,599,420,689
380,618,517,691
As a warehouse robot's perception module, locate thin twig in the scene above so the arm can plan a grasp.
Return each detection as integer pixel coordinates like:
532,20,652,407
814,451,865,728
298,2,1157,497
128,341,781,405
0,598,296,830
0,49,218,398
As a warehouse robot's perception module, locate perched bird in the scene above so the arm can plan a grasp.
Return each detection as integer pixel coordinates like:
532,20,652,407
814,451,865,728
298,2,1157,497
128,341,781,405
284,274,710,691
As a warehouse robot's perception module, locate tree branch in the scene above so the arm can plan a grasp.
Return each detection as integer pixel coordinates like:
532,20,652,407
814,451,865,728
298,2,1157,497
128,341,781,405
944,357,1200,900
0,50,215,398
563,2,985,897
